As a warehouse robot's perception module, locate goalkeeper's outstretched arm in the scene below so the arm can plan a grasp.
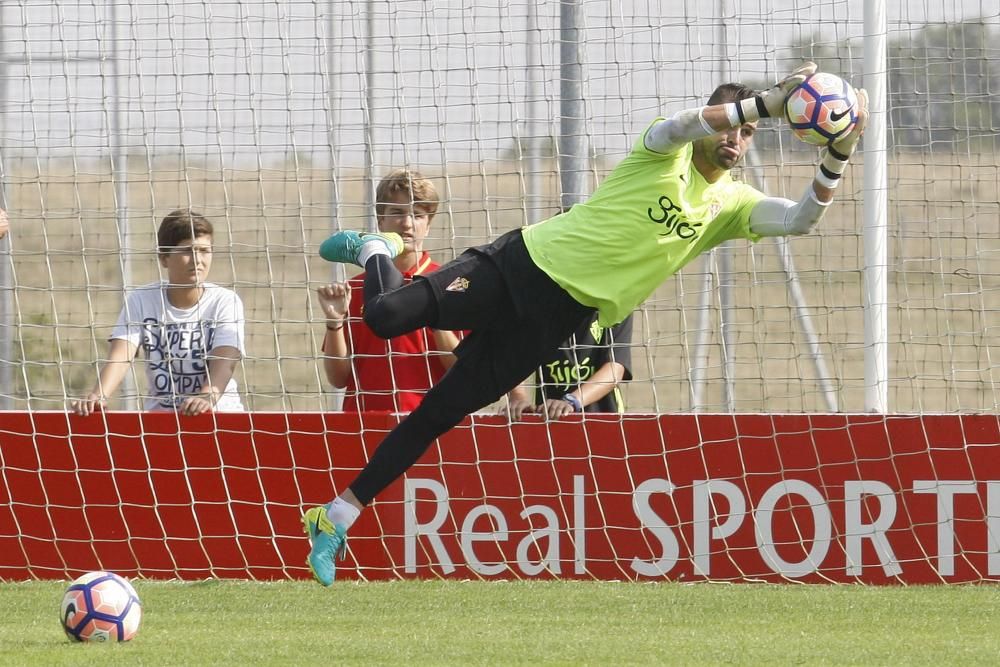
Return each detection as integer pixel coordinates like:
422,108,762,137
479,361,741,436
641,61,868,238
645,62,818,154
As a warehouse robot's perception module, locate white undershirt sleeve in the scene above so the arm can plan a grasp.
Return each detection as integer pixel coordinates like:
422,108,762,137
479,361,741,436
748,187,830,238
643,107,715,155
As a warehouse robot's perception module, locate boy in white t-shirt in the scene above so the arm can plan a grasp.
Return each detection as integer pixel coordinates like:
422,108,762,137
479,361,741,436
72,209,246,415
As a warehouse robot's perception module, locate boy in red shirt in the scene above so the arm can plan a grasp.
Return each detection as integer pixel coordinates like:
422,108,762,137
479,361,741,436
316,169,460,412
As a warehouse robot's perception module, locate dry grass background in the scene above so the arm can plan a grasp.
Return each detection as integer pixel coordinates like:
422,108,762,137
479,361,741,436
4,150,999,413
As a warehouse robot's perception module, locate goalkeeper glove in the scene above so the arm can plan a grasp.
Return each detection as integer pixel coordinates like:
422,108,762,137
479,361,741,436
817,87,870,189
731,62,818,124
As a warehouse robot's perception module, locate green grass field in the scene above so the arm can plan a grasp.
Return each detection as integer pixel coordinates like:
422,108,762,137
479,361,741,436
2,580,999,666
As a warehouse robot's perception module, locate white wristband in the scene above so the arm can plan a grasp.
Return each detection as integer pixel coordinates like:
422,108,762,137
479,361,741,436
814,169,840,190
816,147,850,189
737,96,767,123
822,149,850,176
724,103,742,128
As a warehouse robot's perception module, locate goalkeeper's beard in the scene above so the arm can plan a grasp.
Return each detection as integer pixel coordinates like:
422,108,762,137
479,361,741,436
714,144,742,170
697,139,742,172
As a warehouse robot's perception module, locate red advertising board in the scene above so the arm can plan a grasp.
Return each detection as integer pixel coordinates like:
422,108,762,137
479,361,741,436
1,411,999,583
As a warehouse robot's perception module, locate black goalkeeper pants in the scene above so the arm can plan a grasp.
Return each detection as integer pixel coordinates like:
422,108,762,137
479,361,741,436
349,229,594,505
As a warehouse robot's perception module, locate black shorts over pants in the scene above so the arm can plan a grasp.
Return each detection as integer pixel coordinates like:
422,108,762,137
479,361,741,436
416,228,595,418
348,228,595,505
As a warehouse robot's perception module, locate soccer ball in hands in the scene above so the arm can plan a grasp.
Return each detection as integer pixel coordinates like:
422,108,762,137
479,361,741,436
61,571,142,642
783,72,859,146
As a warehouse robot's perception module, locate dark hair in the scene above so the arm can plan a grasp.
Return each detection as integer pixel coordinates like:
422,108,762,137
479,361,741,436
157,209,213,255
707,83,757,106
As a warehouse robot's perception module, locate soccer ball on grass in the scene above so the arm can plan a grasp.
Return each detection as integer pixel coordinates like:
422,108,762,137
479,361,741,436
61,571,142,642
784,72,859,146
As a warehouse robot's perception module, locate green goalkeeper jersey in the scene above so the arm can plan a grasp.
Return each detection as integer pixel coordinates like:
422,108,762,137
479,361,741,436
522,118,765,327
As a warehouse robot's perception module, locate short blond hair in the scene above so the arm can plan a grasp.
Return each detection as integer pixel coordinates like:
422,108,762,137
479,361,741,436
374,169,439,220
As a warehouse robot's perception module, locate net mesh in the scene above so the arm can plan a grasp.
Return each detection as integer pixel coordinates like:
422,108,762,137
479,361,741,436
0,0,999,582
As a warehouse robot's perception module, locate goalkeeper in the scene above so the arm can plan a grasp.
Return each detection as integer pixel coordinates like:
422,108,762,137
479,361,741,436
303,61,869,585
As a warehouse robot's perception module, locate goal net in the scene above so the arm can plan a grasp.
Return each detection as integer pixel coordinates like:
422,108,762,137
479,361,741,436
1,0,999,582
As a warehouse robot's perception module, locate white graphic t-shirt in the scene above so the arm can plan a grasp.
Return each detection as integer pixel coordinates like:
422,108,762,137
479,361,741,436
111,282,246,411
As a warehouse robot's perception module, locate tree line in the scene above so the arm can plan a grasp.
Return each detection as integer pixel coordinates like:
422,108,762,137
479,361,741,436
779,17,999,152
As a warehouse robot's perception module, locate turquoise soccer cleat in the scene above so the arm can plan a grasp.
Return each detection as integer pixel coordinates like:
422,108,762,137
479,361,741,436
319,230,404,266
302,506,348,586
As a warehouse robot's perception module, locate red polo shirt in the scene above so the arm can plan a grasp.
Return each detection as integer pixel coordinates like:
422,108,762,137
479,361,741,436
333,252,450,412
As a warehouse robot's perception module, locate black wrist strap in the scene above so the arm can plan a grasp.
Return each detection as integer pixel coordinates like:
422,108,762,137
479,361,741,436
755,95,770,118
